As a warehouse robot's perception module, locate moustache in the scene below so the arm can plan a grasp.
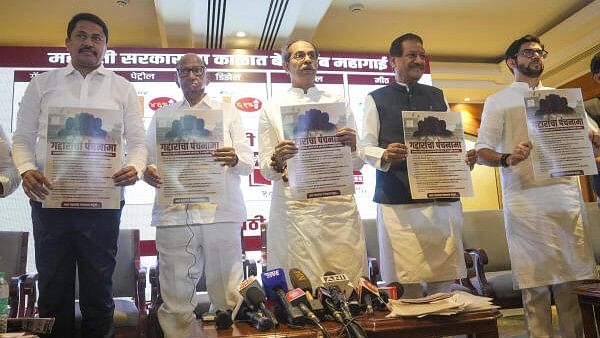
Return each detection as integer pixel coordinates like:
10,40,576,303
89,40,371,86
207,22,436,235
78,48,96,55
410,64,424,70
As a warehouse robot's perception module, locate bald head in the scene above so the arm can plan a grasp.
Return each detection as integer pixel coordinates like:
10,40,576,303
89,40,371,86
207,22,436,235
177,53,206,69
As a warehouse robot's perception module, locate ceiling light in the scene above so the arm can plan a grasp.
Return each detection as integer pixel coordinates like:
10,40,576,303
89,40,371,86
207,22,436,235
116,0,129,7
349,3,364,14
464,97,471,102
236,31,247,38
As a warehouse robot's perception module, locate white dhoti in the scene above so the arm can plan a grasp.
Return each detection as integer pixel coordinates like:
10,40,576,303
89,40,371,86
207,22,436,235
377,201,467,286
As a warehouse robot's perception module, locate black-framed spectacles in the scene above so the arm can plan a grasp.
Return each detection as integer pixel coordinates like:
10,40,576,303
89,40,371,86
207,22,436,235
290,51,318,61
177,66,206,76
516,49,548,59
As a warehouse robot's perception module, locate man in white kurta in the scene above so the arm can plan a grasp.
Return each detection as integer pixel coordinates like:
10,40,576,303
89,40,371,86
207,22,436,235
0,125,20,197
258,40,367,288
476,35,597,338
360,33,474,298
144,54,252,338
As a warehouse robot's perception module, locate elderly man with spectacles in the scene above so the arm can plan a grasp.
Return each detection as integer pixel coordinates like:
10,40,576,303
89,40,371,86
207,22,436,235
258,40,368,288
143,53,252,338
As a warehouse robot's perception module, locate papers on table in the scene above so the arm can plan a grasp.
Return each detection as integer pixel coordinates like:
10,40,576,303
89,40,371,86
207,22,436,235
386,291,499,318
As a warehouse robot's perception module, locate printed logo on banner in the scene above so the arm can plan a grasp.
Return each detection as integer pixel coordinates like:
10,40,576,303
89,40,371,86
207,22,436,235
249,152,271,186
353,170,363,185
235,97,262,112
242,215,266,254
148,97,176,111
246,132,256,147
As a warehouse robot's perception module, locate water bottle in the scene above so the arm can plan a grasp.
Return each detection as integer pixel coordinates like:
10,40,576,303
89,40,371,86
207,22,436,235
0,272,8,333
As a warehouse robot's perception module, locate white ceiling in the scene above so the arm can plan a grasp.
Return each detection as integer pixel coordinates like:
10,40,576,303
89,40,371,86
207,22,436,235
1,0,599,102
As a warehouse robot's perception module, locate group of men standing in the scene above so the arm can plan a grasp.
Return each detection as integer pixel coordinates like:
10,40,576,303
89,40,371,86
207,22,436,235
1,11,599,338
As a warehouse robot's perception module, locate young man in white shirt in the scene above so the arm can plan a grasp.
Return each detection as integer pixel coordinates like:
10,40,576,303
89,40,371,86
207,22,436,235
476,34,598,338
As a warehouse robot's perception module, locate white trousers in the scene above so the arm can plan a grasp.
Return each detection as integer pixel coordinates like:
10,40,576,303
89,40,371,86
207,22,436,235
156,222,243,338
522,281,584,338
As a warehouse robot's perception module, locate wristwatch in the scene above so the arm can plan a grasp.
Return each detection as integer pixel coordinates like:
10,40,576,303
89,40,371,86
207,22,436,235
500,153,511,167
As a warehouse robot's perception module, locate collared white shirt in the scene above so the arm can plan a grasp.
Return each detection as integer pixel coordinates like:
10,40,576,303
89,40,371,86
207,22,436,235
475,81,577,191
146,96,252,226
0,125,20,197
12,63,147,188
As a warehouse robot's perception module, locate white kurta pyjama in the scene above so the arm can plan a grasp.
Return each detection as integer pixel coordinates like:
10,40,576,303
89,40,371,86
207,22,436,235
476,82,596,290
258,86,368,289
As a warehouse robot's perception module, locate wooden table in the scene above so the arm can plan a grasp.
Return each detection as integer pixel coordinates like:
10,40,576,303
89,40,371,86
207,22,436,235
191,309,502,337
575,283,600,338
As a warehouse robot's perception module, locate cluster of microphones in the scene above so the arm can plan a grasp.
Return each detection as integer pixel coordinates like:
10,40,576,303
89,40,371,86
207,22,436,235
208,267,404,338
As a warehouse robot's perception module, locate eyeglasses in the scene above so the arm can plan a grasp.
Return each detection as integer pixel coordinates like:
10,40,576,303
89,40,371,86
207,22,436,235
73,32,105,44
177,66,206,76
516,49,548,58
290,51,318,61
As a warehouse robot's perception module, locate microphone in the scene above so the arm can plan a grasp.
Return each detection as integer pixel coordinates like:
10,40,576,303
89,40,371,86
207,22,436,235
286,288,332,337
215,309,233,330
357,276,386,315
316,285,367,338
286,288,320,323
288,268,326,319
261,268,304,326
322,272,368,338
238,275,261,299
320,272,353,319
315,286,346,324
237,276,278,327
321,272,354,296
346,283,362,317
245,287,279,327
244,306,274,331
387,281,405,299
378,281,405,301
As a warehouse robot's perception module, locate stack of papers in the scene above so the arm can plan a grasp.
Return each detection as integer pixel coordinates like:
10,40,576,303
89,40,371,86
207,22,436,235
386,291,499,318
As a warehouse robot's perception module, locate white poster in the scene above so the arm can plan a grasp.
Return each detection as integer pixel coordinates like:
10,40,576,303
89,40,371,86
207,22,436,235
524,89,598,179
281,102,355,199
403,111,473,199
156,109,225,205
44,107,122,209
